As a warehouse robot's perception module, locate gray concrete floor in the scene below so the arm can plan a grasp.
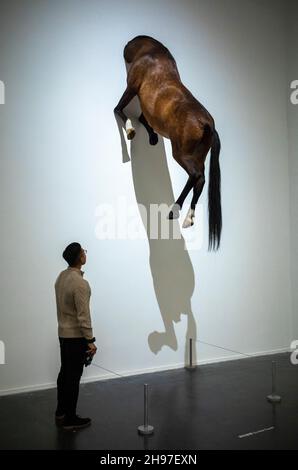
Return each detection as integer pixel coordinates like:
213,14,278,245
0,353,297,450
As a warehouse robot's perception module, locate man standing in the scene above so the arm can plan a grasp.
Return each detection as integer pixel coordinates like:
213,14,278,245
55,242,97,430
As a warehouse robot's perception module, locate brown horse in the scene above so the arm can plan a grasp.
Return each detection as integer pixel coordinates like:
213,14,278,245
114,35,222,250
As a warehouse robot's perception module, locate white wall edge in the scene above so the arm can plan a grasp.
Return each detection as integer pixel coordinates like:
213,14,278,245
0,347,290,397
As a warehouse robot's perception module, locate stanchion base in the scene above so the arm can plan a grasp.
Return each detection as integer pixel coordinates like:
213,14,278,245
266,394,281,404
185,365,197,371
138,425,154,435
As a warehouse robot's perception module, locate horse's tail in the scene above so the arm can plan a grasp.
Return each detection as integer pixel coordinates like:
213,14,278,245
208,129,222,250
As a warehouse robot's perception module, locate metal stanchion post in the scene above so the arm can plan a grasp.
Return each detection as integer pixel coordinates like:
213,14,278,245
185,338,197,371
138,384,154,435
267,361,281,403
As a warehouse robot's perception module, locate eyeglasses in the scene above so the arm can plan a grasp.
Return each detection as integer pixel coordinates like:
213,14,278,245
83,249,87,254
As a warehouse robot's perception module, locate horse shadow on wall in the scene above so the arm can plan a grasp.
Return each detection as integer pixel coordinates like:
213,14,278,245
115,99,197,366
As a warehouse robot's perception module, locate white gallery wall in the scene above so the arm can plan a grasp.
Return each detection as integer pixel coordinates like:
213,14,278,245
288,0,298,339
0,0,294,394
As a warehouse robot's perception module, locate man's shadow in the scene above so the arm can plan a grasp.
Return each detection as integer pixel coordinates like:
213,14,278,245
115,99,197,365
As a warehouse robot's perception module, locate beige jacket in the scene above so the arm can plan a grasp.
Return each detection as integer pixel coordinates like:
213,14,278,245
55,267,93,340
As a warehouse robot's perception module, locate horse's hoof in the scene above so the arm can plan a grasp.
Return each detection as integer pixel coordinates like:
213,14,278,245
149,133,158,145
182,208,195,228
167,204,180,220
182,219,194,228
182,217,194,228
127,128,136,140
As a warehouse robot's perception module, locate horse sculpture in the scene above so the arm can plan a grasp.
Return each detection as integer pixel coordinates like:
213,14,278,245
114,35,222,250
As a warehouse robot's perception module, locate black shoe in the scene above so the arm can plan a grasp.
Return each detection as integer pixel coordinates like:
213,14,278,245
55,414,65,427
62,415,92,431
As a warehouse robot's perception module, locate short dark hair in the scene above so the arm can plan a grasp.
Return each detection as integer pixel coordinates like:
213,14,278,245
63,242,82,267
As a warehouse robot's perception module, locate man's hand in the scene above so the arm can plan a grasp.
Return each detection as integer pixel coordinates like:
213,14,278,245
87,343,97,356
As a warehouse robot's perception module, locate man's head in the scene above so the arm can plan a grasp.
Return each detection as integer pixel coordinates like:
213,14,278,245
63,242,87,267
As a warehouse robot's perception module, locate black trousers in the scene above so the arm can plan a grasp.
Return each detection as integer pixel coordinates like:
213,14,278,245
56,337,87,419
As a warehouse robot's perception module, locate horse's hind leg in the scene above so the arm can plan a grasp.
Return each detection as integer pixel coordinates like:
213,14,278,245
139,113,158,145
168,145,201,220
168,176,195,219
114,86,137,140
182,172,205,228
181,138,210,228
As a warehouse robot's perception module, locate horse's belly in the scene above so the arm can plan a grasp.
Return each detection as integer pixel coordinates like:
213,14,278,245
150,120,170,139
141,109,170,139
139,87,178,140
154,126,170,139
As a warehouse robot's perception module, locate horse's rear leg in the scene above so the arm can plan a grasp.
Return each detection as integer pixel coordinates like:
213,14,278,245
114,87,137,140
139,113,158,145
182,173,205,228
168,176,195,219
